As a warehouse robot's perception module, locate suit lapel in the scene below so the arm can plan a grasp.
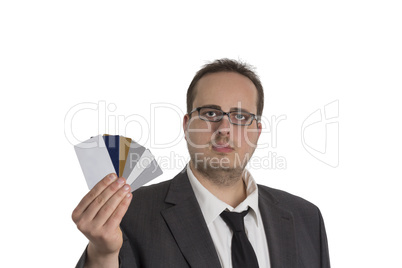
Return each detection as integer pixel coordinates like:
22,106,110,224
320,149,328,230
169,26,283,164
258,187,298,268
161,171,221,268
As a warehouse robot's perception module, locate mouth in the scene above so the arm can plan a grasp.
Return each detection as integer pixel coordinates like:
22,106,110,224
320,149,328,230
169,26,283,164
211,142,234,153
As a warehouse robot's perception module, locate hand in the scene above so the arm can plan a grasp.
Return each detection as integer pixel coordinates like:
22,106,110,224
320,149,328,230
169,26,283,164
72,173,132,267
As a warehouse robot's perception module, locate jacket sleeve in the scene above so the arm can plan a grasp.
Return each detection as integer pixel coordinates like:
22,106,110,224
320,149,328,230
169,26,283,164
75,245,87,268
318,208,331,268
75,231,137,268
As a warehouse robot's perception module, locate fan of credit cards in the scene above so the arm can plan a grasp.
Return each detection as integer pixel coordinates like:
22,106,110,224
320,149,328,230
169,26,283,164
74,134,162,192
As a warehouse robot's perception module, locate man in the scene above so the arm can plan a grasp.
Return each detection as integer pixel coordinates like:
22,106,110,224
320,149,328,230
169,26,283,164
73,59,330,268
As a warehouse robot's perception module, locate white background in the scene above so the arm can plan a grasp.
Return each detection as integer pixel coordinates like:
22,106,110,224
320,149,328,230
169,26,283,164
1,1,401,267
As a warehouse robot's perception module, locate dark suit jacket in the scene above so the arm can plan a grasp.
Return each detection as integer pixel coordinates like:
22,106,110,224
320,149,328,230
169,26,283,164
76,170,330,268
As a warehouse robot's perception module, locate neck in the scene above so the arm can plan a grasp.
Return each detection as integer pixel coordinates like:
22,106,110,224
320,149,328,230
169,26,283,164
189,161,247,208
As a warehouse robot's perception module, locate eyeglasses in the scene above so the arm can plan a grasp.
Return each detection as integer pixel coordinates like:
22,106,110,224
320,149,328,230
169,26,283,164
189,107,257,126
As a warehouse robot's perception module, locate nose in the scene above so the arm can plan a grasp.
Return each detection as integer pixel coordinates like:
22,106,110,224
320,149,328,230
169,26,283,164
216,115,231,136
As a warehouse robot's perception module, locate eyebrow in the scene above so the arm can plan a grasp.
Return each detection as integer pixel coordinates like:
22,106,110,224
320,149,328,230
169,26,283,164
199,104,252,113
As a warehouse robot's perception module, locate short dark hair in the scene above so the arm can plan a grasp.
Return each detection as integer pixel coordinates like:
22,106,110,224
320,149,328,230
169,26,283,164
186,58,264,118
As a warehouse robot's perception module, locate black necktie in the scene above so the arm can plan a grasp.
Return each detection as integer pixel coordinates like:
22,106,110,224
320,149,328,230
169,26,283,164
220,208,259,268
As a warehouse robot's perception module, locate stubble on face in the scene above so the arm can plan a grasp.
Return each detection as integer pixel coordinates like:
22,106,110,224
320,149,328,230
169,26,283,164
189,153,247,186
188,136,254,187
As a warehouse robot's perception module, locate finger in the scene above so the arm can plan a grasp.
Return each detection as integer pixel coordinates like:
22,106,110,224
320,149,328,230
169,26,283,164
103,190,133,230
72,173,118,221
92,183,132,227
82,177,127,222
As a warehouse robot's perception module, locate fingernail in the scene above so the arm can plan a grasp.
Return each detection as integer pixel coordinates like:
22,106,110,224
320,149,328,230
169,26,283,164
117,178,125,185
109,174,117,181
123,185,130,191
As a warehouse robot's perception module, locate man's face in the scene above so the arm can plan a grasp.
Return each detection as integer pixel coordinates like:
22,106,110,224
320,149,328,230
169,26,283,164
183,71,262,180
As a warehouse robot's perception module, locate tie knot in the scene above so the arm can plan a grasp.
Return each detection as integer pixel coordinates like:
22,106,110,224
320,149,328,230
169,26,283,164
220,208,250,232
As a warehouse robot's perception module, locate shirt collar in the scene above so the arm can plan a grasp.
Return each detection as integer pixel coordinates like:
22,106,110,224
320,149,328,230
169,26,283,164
186,163,260,227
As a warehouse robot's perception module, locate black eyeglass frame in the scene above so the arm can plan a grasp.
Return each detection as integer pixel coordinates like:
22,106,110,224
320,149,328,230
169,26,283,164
189,107,258,126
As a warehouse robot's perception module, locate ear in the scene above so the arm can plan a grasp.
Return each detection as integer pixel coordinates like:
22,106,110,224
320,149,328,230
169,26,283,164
183,114,190,141
257,121,262,138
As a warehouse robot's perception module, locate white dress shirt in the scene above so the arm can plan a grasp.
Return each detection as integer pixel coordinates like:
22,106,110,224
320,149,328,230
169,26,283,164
187,164,271,268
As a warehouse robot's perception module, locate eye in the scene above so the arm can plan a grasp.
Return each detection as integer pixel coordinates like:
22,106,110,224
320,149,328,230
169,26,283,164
205,111,217,117
234,114,246,120
233,113,250,121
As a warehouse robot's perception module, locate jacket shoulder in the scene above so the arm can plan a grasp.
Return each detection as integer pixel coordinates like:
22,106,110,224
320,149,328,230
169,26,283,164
258,184,320,214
